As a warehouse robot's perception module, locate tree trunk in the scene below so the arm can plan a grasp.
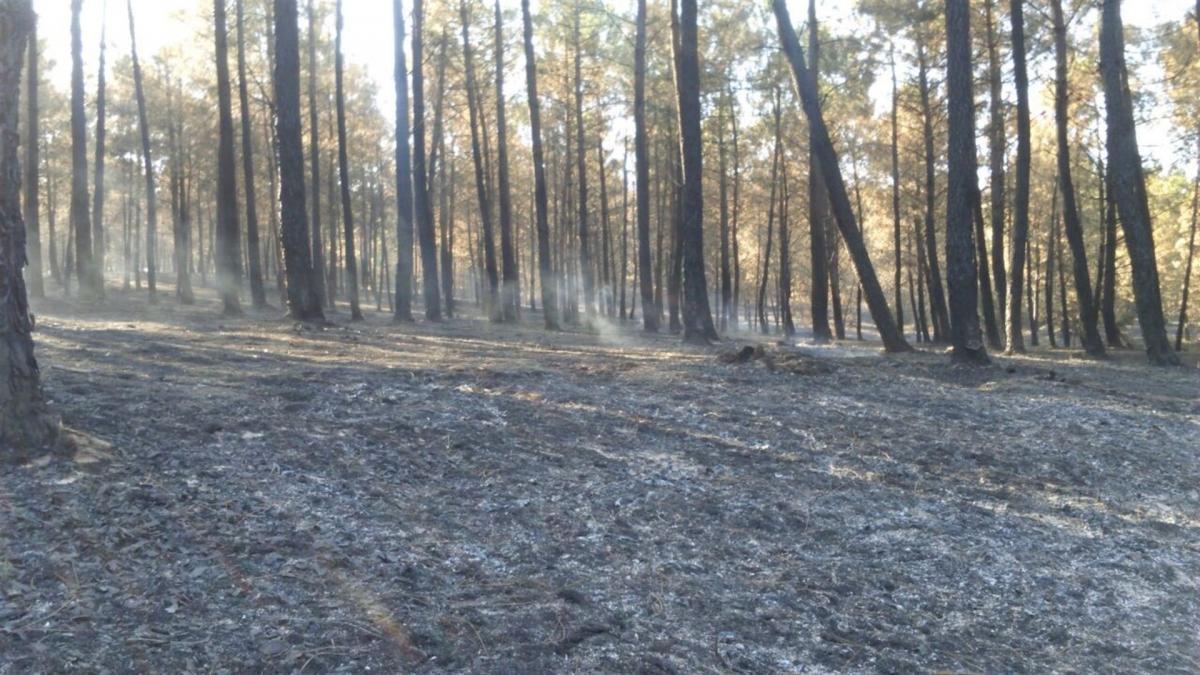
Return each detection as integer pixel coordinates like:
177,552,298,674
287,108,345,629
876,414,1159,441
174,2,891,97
1046,183,1059,348
807,0,833,343
772,0,909,352
23,12,39,298
460,0,499,319
214,0,243,315
70,0,95,299
944,0,989,364
918,46,950,342
493,0,517,321
1176,141,1199,351
236,0,266,309
274,0,323,321
412,0,442,321
306,0,328,310
633,0,656,332
91,16,106,296
0,0,57,458
985,0,1006,323
1005,0,1031,352
127,0,157,301
573,1,594,318
332,0,361,320
1099,0,1178,365
673,0,717,343
717,94,731,332
889,46,904,342
778,154,795,337
972,183,1001,348
758,92,781,335
1051,0,1104,356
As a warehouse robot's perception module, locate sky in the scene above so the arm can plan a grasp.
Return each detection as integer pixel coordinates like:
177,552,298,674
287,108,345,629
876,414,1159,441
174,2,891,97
36,0,1199,170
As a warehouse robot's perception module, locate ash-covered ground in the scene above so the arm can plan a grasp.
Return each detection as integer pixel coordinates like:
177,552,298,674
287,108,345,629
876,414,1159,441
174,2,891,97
2,291,1197,673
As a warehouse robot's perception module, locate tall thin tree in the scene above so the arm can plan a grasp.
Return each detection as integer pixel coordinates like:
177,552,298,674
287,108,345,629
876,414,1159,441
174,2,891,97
633,0,656,332
23,10,39,298
1051,0,1103,357
237,0,267,308
1099,0,1178,365
494,0,518,321
333,0,361,319
673,0,717,342
944,0,989,364
771,0,909,352
412,0,441,320
214,0,243,315
128,0,157,300
91,6,106,296
1005,0,1032,352
69,0,94,299
274,0,323,321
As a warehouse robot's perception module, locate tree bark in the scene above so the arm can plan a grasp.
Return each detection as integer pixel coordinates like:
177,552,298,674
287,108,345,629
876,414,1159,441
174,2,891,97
1005,0,1031,352
805,0,833,343
889,45,904,341
772,0,909,352
1099,0,1178,365
91,16,106,296
985,0,1006,323
944,0,989,364
23,12,39,298
332,0,361,320
494,0,517,321
460,0,499,319
0,0,57,458
70,0,95,299
306,0,328,310
573,0,594,318
673,0,717,343
214,0,243,315
412,0,441,320
633,0,656,332
237,0,267,309
917,46,950,342
127,0,157,301
1175,137,1199,351
274,0,323,321
1051,0,1104,356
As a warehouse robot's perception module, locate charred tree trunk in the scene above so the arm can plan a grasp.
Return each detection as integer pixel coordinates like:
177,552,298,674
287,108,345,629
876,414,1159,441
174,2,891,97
673,0,717,343
412,0,441,320
807,0,832,343
944,0,989,364
333,0,361,319
772,0,909,352
494,0,517,321
460,0,499,318
0,0,57,458
391,0,415,321
633,0,656,332
1176,147,1199,350
69,0,95,299
778,154,795,338
237,0,267,309
306,0,328,310
214,0,243,315
573,1,594,317
889,46,904,341
23,12,39,298
274,0,323,321
91,16,106,296
985,0,1006,323
1005,0,1031,352
128,0,157,300
918,46,950,342
1099,0,1178,365
1051,0,1104,357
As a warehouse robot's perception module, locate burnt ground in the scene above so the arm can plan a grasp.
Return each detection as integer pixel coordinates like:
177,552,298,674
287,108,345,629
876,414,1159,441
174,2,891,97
2,288,1198,673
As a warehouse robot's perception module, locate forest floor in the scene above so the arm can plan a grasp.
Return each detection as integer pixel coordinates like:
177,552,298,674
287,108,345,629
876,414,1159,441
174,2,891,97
2,286,1198,673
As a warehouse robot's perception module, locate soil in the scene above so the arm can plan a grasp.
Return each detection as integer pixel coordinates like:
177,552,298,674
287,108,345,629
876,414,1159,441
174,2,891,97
2,288,1198,673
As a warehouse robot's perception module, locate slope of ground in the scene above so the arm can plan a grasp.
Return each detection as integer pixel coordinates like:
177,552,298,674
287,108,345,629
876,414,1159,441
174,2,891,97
2,291,1198,673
